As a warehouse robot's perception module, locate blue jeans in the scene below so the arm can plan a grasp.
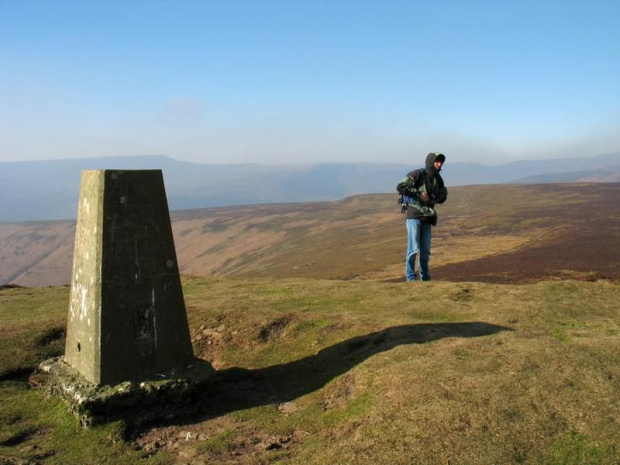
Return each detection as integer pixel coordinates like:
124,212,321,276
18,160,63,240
405,218,432,281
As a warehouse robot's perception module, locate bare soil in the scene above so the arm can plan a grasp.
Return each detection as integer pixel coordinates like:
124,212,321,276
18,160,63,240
133,416,307,464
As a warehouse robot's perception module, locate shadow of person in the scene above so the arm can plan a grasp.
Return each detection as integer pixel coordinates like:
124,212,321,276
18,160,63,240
192,321,512,420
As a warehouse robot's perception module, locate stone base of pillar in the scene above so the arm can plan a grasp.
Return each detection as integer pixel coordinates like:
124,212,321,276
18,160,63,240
39,356,215,427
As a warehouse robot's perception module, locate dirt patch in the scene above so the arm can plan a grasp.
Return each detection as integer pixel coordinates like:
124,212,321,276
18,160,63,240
257,314,295,343
132,416,308,464
322,374,357,410
191,323,234,369
190,313,298,368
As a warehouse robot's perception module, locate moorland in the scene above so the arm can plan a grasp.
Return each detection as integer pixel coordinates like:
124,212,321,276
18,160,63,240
1,182,619,464
2,183,620,287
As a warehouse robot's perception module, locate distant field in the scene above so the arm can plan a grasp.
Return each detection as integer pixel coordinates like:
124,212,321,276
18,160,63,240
1,276,619,464
1,183,619,287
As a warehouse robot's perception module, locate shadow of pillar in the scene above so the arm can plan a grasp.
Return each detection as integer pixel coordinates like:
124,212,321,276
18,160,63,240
182,321,512,421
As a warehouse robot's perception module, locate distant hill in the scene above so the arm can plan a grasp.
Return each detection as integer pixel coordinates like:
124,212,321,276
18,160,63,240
512,168,620,183
2,183,619,287
1,152,619,221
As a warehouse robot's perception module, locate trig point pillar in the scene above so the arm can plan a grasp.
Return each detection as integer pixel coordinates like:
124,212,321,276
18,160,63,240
64,170,194,386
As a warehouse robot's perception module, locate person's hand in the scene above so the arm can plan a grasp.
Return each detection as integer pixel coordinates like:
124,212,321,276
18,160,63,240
419,192,430,202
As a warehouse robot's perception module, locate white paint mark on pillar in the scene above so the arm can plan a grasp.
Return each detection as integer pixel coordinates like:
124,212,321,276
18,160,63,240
69,287,76,321
80,285,88,321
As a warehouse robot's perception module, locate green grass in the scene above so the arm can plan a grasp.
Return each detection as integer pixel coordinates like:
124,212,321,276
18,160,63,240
1,277,619,464
539,431,618,465
0,286,67,379
0,381,172,464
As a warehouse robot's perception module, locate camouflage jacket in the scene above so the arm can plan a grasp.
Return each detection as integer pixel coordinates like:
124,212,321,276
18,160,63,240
396,168,447,224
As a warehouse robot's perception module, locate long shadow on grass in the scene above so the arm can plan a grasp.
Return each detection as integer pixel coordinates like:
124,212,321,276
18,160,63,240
194,322,511,420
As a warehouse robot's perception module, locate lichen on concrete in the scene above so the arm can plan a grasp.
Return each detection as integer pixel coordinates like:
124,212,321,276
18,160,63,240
40,356,215,427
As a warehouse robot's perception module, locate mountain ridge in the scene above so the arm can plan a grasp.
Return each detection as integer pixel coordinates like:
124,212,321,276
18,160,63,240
1,151,619,221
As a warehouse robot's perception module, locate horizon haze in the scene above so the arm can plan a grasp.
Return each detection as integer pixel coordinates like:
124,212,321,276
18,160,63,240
1,151,620,222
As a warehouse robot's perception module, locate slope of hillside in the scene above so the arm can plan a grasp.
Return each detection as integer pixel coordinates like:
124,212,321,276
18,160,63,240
0,221,75,286
2,183,619,287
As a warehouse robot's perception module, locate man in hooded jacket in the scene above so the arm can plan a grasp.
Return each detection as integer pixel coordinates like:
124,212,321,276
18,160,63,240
396,152,448,281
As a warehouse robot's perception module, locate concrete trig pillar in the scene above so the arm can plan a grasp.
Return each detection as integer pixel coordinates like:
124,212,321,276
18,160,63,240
64,170,194,386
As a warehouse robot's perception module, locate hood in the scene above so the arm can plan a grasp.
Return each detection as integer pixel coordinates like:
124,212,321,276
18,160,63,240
425,152,445,177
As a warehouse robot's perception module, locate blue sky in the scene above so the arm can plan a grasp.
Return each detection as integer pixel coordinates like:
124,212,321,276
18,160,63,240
1,0,619,165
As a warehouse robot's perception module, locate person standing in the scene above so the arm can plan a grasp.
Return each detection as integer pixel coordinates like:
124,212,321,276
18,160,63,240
396,152,448,281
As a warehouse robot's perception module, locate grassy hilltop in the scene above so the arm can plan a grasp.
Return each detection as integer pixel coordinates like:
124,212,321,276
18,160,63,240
2,277,619,464
1,183,620,464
